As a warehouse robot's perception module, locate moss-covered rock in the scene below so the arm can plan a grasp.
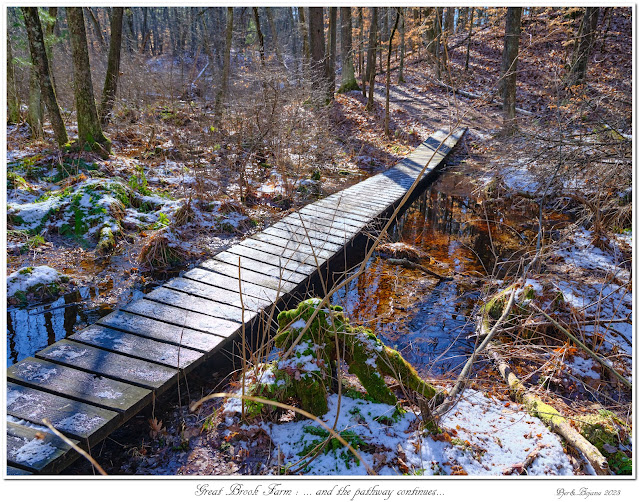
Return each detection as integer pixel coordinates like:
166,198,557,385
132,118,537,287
236,298,440,418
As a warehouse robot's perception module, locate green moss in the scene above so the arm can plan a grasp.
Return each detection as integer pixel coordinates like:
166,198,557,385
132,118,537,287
574,411,632,475
337,80,361,93
96,226,116,254
239,298,439,419
19,267,34,275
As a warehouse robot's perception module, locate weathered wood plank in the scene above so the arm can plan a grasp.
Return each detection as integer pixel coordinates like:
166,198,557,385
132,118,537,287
70,325,203,370
241,236,332,264
97,310,224,353
300,203,373,223
211,251,308,285
7,465,33,475
321,192,385,212
288,210,365,234
37,339,178,393
272,220,352,246
282,212,362,234
184,267,283,301
7,422,79,474
162,276,271,312
146,287,256,323
7,381,120,443
8,358,151,416
226,243,319,275
198,257,298,292
121,298,244,337
259,226,344,253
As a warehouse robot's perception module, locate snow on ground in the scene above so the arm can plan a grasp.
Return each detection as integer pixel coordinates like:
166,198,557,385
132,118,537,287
227,390,574,476
7,266,65,298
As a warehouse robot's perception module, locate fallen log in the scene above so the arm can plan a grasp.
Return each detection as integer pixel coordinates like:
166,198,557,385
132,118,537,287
386,257,451,281
487,341,610,475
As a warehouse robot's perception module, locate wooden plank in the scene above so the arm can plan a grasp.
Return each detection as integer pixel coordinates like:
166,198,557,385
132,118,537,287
184,266,283,301
121,298,245,337
258,226,344,254
227,243,319,275
321,192,385,212
7,422,79,474
211,251,309,285
301,203,373,223
280,211,366,235
241,236,332,264
7,466,32,475
70,325,203,371
8,358,151,416
271,221,352,246
37,339,178,393
7,381,120,444
288,210,365,234
146,287,256,323
162,276,271,312
97,310,225,353
298,200,373,222
198,257,298,292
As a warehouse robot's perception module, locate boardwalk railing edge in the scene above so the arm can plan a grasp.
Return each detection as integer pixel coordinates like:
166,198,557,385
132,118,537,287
5,126,467,475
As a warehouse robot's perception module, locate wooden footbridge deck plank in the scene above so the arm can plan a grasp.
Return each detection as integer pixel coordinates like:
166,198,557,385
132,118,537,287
5,127,465,474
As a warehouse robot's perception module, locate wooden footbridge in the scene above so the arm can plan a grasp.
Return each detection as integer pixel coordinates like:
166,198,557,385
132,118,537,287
6,127,466,475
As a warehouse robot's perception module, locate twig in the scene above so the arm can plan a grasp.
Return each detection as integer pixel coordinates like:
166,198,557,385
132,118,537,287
190,392,376,475
42,419,107,475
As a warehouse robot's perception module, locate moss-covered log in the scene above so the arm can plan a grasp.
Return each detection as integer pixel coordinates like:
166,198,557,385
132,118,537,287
242,298,440,418
488,342,610,474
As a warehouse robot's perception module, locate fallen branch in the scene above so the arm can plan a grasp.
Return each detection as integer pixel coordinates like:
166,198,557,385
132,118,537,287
386,257,451,281
487,342,610,475
502,443,546,475
434,286,517,417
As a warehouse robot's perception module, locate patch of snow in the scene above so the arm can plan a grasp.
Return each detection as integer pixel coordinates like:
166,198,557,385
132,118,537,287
255,391,573,476
566,356,600,379
10,438,57,466
53,413,106,435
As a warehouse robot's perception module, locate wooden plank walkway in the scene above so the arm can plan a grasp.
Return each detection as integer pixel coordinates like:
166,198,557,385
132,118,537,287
5,127,466,474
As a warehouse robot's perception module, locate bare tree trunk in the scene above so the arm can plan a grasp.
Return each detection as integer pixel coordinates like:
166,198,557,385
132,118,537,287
308,7,328,102
298,6,310,66
357,7,364,77
338,7,359,92
100,7,124,127
365,7,378,111
398,8,405,83
465,7,475,71
67,7,110,155
500,7,522,135
385,9,400,136
22,7,68,147
43,7,58,91
27,67,44,138
7,33,21,124
567,7,600,85
253,7,266,65
327,7,337,97
215,7,233,123
85,7,105,49
265,7,284,67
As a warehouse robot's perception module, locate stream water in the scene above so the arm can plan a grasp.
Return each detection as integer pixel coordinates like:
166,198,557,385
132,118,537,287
6,164,539,369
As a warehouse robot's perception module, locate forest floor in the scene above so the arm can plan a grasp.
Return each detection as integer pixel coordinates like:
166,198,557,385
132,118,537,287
6,10,632,477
